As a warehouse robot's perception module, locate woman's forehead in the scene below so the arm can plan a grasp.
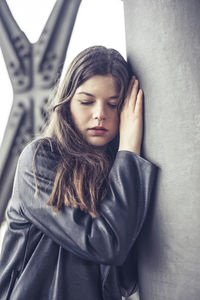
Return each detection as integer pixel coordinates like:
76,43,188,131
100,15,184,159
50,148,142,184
75,75,120,95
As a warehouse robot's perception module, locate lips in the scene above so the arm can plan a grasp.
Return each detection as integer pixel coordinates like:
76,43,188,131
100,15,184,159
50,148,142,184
88,126,108,135
90,126,107,131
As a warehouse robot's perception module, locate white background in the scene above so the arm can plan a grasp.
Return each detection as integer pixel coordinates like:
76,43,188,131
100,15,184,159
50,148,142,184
0,0,126,145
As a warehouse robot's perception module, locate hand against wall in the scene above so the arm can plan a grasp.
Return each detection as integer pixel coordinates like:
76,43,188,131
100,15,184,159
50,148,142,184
119,77,143,155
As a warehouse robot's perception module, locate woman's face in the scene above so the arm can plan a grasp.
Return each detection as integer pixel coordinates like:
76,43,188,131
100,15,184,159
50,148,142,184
70,75,120,148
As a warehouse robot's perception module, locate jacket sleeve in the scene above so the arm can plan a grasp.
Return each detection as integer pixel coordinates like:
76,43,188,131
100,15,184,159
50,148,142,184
12,139,156,266
117,242,139,296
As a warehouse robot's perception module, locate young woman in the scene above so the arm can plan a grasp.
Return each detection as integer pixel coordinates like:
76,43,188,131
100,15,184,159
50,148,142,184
0,46,156,300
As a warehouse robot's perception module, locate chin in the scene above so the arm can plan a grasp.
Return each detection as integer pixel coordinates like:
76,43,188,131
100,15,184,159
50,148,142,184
88,139,110,148
85,133,118,148
90,142,108,148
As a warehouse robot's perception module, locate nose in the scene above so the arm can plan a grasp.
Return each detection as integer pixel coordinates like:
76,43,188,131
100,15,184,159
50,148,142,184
92,102,106,121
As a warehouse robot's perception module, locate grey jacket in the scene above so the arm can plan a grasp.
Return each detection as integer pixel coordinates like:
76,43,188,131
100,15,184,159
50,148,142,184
0,139,156,300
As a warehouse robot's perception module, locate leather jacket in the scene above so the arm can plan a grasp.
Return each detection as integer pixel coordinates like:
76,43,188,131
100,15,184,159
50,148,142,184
0,139,156,300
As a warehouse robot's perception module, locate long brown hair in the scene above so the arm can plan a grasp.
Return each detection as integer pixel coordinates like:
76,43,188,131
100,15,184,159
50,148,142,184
40,46,131,218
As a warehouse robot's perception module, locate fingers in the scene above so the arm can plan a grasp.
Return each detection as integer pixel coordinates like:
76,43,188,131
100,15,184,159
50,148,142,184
123,76,141,112
126,76,136,100
129,78,139,110
134,89,143,116
119,77,143,155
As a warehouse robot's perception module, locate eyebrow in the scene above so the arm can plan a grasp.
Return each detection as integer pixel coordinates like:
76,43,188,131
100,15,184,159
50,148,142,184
77,92,119,99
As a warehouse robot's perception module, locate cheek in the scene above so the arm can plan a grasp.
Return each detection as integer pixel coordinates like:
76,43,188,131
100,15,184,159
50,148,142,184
114,112,120,125
111,113,120,131
71,112,83,129
70,103,88,130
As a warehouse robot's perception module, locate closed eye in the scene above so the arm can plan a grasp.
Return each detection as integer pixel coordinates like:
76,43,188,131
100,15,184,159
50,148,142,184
108,103,117,109
79,100,94,105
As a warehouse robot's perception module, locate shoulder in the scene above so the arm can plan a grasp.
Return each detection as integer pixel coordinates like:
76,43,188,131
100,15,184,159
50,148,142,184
18,138,60,174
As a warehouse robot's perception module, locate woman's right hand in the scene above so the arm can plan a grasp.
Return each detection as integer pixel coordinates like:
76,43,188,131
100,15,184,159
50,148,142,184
118,77,143,155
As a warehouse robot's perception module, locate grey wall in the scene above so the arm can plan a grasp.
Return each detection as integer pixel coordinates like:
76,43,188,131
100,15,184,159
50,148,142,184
123,1,200,299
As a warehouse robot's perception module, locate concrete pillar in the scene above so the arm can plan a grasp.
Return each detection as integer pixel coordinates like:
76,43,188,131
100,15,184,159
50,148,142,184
123,1,200,299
